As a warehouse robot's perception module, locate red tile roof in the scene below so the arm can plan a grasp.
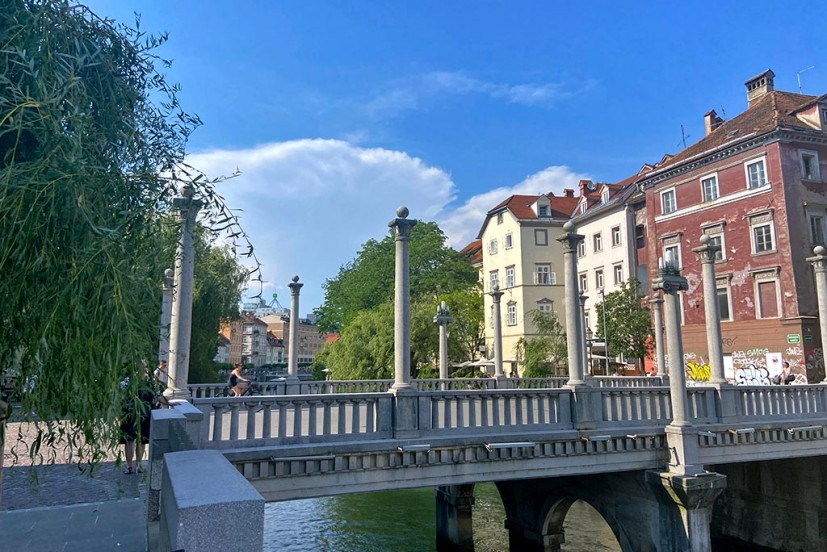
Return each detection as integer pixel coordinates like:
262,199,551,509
459,239,483,265
490,193,580,220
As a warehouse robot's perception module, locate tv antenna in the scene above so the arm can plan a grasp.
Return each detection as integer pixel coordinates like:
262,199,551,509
676,125,691,149
797,66,815,93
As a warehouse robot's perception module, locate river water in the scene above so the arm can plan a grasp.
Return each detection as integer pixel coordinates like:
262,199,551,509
263,482,620,551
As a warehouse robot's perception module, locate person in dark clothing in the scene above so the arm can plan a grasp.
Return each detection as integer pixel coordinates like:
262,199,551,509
119,370,168,474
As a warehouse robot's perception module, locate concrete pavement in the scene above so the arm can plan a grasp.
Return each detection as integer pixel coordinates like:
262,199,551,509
1,462,147,551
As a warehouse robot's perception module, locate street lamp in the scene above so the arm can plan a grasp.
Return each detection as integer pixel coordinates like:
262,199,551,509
599,287,609,375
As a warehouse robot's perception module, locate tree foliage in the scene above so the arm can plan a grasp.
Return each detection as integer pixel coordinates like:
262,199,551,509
595,278,651,362
0,1,255,462
314,222,478,333
514,310,567,377
439,288,484,363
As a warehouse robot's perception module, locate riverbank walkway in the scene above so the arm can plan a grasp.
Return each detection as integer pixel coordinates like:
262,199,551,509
1,422,147,551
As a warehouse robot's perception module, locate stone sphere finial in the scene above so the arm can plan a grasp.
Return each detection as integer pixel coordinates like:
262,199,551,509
815,246,826,256
492,284,500,292
164,268,174,278
181,183,194,199
563,221,574,232
700,234,710,245
292,275,300,283
396,206,409,219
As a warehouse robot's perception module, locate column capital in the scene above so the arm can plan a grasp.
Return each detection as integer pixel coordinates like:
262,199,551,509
434,301,453,326
172,184,204,213
579,292,588,306
555,221,585,253
652,274,688,294
692,234,721,264
488,284,504,302
288,275,304,296
388,206,418,240
807,245,827,272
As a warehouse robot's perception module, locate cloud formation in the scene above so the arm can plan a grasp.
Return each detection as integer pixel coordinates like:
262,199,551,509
187,140,587,311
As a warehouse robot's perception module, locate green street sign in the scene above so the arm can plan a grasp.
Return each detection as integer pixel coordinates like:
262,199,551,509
804,334,814,343
787,334,801,344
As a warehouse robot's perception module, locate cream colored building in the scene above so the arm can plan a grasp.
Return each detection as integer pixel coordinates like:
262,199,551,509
477,192,579,373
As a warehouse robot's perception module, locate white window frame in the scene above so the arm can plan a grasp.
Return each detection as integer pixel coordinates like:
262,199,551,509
595,268,604,290
538,205,549,217
753,270,781,319
663,243,681,270
716,277,732,322
593,232,603,252
578,241,586,257
749,214,776,254
505,265,515,288
821,107,827,126
535,229,548,246
601,190,609,204
489,270,499,291
744,157,768,189
800,149,821,181
537,300,553,314
578,272,588,292
661,188,677,215
700,173,719,202
497,213,504,225
611,226,621,247
507,302,517,326
613,263,623,285
504,233,513,249
488,238,498,255
708,233,725,261
535,264,552,285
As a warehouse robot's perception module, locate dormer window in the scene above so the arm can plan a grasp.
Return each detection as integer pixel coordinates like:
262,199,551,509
538,205,549,217
601,190,609,204
821,107,827,126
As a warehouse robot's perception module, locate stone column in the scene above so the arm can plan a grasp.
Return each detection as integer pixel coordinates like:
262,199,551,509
693,235,727,385
166,184,203,401
434,301,453,382
158,268,174,366
649,295,667,377
556,222,586,386
287,276,303,382
653,268,705,476
389,206,417,393
489,285,506,380
807,246,827,383
579,292,590,377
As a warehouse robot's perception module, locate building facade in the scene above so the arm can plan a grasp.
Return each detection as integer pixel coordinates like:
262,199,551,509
260,314,326,366
221,313,270,367
639,70,827,384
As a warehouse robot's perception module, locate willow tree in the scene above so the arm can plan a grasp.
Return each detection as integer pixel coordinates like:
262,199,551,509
0,1,256,465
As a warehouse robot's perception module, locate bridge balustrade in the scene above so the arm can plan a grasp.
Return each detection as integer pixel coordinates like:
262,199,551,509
733,385,827,420
593,376,665,387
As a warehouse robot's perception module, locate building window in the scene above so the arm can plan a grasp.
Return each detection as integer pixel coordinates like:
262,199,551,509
661,188,676,215
801,150,820,180
593,233,603,252
538,205,549,217
716,278,731,321
507,303,517,326
504,233,513,249
810,213,826,244
611,226,621,247
745,158,767,189
750,218,775,254
701,174,719,202
754,271,780,319
497,213,504,225
708,233,725,261
535,229,548,246
489,270,499,291
663,243,681,270
613,263,623,285
505,265,515,288
535,264,554,285
601,190,609,204
595,268,604,290
579,272,588,292
821,107,827,126
488,239,498,255
537,300,553,314
578,241,586,257
635,225,645,249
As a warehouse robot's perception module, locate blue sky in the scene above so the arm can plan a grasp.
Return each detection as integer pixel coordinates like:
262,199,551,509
85,1,827,312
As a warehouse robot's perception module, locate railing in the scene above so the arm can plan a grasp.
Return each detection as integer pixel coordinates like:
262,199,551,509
592,376,665,387
598,387,672,426
734,385,827,419
419,389,571,435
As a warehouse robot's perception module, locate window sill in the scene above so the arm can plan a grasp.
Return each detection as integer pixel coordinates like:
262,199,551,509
751,250,778,257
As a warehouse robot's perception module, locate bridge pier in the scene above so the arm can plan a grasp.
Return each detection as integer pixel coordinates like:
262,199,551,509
435,484,475,552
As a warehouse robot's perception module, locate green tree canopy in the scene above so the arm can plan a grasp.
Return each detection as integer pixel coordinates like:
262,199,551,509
514,310,567,377
314,221,478,332
0,1,255,462
595,278,652,362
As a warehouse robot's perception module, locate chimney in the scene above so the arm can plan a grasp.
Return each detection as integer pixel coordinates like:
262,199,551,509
745,69,775,106
562,188,574,198
704,109,724,136
578,179,593,197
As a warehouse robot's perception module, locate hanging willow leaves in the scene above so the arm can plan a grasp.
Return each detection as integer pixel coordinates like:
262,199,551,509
0,1,259,464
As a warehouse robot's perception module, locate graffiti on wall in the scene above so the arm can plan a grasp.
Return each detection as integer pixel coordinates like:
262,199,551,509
734,365,770,385
686,361,711,382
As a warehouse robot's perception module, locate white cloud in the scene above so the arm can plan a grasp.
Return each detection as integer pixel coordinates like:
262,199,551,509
187,140,587,312
437,165,591,249
366,71,573,119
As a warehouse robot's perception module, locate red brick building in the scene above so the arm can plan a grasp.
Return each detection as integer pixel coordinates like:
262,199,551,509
638,70,827,384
